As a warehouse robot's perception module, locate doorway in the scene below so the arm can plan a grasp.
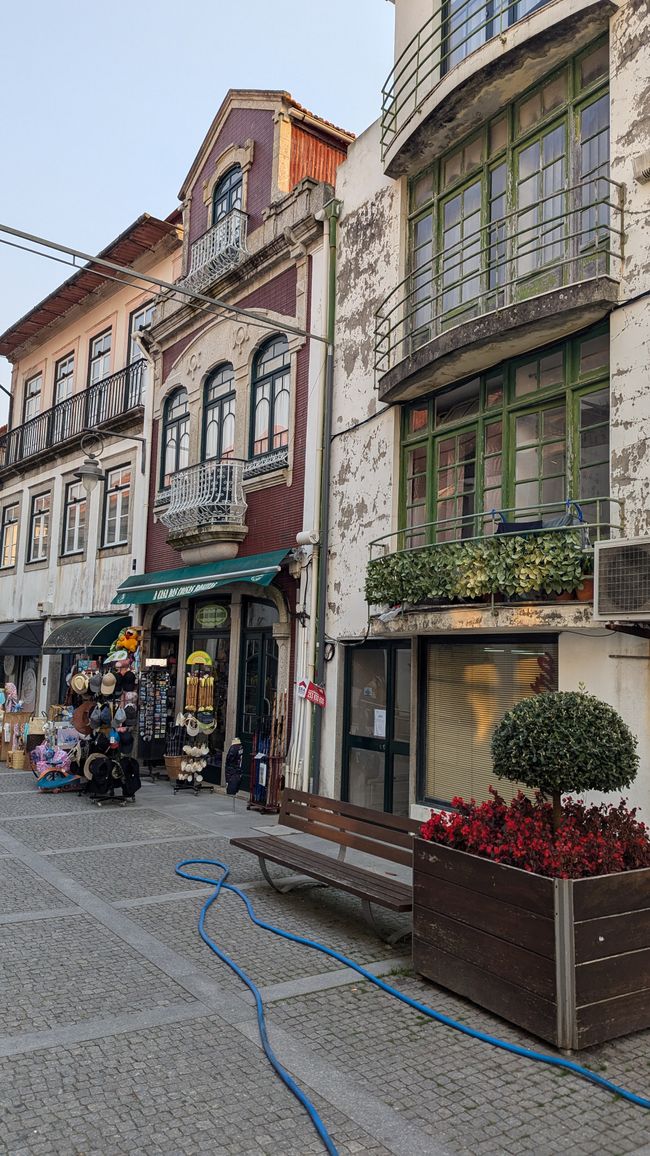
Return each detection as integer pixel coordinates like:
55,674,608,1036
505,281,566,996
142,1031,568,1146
237,599,279,790
342,642,411,815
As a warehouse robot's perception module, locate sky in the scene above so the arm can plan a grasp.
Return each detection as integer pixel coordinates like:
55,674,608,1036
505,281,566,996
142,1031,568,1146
0,0,395,422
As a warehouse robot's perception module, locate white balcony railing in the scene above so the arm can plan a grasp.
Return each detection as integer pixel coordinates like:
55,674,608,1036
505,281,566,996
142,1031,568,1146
160,459,247,534
181,209,248,293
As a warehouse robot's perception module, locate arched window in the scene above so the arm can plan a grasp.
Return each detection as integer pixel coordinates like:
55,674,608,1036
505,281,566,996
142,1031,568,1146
202,365,236,461
161,388,190,487
212,166,243,225
250,336,290,458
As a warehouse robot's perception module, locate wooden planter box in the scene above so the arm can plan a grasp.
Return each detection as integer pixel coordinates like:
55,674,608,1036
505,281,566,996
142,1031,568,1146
413,838,650,1050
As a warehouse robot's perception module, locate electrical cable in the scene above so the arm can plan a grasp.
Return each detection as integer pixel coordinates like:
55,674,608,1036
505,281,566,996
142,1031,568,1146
176,857,650,1156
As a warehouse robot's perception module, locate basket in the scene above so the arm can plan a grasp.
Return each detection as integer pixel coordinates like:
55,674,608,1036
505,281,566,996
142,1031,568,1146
164,755,182,780
11,750,26,770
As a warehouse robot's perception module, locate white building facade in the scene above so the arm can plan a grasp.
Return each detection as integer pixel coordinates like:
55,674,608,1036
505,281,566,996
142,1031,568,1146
319,0,650,820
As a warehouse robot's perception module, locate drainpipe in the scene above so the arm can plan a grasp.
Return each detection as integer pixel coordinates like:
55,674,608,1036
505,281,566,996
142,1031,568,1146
310,198,341,794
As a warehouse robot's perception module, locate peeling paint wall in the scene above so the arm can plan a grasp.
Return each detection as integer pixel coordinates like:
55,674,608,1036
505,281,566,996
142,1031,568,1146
320,120,402,795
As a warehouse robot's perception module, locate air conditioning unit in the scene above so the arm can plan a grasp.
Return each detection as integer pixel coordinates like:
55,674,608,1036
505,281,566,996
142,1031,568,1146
594,539,650,621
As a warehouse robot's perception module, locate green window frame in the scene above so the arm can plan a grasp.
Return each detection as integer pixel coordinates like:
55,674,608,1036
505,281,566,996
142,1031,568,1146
407,39,610,336
400,325,610,542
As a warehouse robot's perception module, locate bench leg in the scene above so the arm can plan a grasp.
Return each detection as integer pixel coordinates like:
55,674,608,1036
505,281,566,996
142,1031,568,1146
257,856,328,895
360,899,412,946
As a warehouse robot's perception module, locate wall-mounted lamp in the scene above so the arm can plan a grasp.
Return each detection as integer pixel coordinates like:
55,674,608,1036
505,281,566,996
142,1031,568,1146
73,435,106,496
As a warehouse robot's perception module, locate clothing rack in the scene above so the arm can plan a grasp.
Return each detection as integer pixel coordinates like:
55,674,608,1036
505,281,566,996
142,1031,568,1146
248,691,287,814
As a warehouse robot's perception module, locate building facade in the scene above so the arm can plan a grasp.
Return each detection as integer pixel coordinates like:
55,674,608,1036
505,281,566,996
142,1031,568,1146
320,0,650,819
112,90,352,783
0,215,182,712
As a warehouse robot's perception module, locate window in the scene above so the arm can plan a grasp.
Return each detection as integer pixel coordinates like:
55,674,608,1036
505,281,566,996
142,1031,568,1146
87,330,112,426
129,302,154,403
408,43,609,339
161,388,190,487
401,325,609,542
250,336,290,458
212,166,243,224
442,0,550,76
23,374,42,423
0,505,18,568
62,481,87,555
102,466,131,547
203,365,236,461
28,493,50,562
53,353,75,442
422,637,558,805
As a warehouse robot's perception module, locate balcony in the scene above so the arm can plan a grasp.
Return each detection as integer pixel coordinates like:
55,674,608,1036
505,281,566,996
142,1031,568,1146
376,177,623,403
0,360,145,473
381,0,614,176
180,209,249,295
367,498,623,612
159,458,248,562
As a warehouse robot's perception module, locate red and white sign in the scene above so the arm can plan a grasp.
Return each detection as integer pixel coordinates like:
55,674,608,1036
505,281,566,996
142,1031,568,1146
297,678,326,708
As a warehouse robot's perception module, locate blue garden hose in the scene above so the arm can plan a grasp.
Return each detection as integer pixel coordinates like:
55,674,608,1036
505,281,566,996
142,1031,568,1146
176,857,650,1155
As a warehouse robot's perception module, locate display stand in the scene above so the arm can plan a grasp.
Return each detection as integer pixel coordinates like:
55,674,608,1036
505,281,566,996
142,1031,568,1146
172,650,217,797
139,665,170,779
247,692,287,814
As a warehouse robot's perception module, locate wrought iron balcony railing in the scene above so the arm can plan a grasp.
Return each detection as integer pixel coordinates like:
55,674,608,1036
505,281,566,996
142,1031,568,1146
159,459,247,534
375,177,624,377
0,360,145,471
381,0,551,158
367,498,624,607
180,209,249,294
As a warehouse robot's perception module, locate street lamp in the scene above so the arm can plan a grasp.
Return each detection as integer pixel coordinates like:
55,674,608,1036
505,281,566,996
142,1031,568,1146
73,438,106,496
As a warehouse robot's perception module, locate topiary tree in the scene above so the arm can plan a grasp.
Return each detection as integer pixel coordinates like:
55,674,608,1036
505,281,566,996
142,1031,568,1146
491,690,639,832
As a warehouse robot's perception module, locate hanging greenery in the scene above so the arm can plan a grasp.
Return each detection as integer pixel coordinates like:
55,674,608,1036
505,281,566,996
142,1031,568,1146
365,530,587,606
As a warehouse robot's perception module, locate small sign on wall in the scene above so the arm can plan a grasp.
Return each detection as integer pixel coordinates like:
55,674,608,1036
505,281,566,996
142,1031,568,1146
297,678,326,709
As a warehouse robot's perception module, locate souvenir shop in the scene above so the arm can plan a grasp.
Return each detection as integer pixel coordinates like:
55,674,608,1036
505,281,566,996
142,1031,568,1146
113,550,293,807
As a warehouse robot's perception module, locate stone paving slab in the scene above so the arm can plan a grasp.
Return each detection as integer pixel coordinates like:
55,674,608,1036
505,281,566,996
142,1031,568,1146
270,975,650,1156
0,1015,392,1156
0,858,74,915
0,808,201,851
0,791,88,818
0,913,197,1037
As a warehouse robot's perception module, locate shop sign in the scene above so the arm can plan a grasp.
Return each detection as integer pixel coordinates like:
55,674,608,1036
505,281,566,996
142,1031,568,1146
152,583,217,601
195,603,230,629
297,678,326,708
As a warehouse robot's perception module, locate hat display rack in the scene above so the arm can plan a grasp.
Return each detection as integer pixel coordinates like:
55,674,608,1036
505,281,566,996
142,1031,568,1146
164,649,217,796
247,691,288,815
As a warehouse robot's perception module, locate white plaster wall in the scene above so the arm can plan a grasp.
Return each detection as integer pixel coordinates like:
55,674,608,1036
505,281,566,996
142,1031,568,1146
609,0,650,535
393,0,432,64
320,120,402,796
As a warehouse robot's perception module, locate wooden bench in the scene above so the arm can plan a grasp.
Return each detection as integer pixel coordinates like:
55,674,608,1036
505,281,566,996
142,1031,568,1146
230,788,421,942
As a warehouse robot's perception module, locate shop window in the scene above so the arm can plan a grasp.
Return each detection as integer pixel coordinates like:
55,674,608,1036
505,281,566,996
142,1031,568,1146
408,41,609,335
102,466,131,547
202,365,236,461
161,388,190,487
246,600,279,628
422,637,558,805
250,336,290,459
0,504,18,568
400,325,609,540
62,481,87,555
28,492,50,562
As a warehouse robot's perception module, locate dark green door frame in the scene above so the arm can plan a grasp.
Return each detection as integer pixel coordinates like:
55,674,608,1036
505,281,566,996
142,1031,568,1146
342,641,411,814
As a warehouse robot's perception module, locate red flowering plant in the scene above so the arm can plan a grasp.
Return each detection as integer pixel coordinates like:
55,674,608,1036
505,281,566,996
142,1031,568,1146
420,789,650,878
421,690,648,878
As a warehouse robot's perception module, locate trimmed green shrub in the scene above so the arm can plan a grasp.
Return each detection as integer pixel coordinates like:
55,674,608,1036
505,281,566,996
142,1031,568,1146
491,690,639,831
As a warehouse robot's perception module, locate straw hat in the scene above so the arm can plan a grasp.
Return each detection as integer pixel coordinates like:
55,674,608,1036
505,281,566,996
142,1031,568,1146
100,671,117,696
71,672,89,695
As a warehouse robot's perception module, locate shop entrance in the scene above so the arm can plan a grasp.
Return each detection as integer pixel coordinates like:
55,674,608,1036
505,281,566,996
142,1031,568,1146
188,600,231,774
342,642,411,816
151,605,180,717
237,599,279,790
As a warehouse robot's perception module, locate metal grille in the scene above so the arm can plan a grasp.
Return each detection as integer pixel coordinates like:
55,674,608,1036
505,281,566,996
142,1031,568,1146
595,541,650,619
182,209,248,294
160,459,247,533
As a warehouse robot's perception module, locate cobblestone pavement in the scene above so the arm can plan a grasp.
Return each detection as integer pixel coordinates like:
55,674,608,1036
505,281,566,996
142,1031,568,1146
0,766,648,1155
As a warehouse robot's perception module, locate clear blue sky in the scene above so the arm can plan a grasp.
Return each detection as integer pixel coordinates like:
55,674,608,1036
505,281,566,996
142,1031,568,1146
0,0,395,421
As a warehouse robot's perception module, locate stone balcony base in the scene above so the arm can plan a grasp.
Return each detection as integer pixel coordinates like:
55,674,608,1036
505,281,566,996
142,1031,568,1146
167,522,249,564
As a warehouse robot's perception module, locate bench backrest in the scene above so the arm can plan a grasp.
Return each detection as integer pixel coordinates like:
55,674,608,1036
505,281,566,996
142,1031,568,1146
278,788,421,868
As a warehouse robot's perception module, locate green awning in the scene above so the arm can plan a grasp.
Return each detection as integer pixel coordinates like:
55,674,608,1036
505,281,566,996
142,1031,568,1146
43,615,131,654
112,550,288,606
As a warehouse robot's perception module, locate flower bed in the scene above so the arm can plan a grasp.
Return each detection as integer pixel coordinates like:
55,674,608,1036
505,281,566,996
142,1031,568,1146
421,790,650,878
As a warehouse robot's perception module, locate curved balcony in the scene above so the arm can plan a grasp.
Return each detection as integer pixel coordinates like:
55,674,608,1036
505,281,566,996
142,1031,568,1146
179,209,248,295
381,0,615,177
160,458,248,563
375,177,623,403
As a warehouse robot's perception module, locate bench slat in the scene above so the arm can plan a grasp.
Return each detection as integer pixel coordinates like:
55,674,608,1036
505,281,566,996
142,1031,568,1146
281,789,421,835
278,810,413,867
281,800,416,853
231,835,412,911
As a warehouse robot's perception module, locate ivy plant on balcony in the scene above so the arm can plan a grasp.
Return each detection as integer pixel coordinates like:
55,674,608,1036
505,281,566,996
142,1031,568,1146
365,530,586,607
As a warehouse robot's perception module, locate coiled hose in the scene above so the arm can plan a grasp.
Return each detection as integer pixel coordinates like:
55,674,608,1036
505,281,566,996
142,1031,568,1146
175,857,650,1155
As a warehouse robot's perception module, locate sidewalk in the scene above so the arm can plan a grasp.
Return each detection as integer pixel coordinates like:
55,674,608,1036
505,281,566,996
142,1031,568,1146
0,764,648,1155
